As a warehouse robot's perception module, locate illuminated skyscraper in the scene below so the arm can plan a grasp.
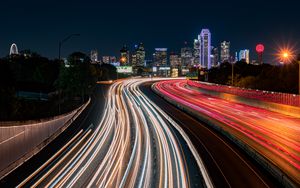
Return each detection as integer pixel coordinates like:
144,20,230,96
153,48,167,66
239,49,250,64
181,42,193,67
120,45,130,65
211,47,219,67
136,43,145,67
199,29,211,69
90,50,98,63
169,52,181,68
102,56,110,64
193,39,200,65
131,52,137,66
220,41,230,63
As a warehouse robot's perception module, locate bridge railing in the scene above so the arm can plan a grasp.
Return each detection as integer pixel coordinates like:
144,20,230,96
187,80,300,107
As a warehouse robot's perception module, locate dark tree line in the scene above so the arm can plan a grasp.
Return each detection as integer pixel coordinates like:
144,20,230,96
207,61,299,94
0,51,117,121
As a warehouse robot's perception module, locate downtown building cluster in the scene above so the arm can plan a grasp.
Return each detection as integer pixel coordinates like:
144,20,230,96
91,29,252,77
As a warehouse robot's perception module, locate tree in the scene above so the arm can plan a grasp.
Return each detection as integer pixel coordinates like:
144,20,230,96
99,64,117,80
0,60,19,119
55,52,97,102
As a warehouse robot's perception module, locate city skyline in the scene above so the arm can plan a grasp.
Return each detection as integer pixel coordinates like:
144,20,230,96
1,0,300,63
1,1,300,187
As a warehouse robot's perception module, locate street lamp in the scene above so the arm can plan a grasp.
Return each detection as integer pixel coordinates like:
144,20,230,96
58,34,80,114
58,34,80,61
281,51,290,63
297,54,300,95
281,51,300,95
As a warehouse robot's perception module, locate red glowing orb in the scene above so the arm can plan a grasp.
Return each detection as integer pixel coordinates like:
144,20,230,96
256,44,265,53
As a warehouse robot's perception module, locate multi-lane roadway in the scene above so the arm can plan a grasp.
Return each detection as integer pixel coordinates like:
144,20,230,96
2,79,210,188
153,79,300,186
2,78,298,187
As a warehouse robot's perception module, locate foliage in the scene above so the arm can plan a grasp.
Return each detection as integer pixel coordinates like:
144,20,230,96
55,52,97,101
0,51,113,120
207,61,299,94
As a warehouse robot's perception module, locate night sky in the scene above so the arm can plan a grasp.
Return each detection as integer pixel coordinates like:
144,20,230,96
1,0,300,63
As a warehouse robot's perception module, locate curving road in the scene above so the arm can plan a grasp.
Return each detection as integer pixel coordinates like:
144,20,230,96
154,79,300,186
14,79,210,188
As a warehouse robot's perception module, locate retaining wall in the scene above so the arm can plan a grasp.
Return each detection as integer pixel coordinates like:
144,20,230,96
0,98,90,179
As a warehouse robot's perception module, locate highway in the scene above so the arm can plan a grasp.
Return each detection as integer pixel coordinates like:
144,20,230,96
4,79,210,188
153,79,300,186
0,85,108,187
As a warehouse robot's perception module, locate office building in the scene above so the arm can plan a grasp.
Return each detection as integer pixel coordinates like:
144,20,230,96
169,53,181,68
120,45,130,65
220,41,230,63
136,43,146,67
193,39,200,65
239,49,250,64
211,47,219,67
199,29,212,69
181,42,194,67
102,56,110,64
153,48,167,66
90,50,98,63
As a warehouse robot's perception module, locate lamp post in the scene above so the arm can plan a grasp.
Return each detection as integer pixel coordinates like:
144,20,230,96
58,34,80,61
281,51,300,95
232,61,234,86
297,54,300,95
58,34,80,114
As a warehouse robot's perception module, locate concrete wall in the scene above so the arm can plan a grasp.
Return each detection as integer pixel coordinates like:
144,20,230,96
0,99,90,178
186,84,300,118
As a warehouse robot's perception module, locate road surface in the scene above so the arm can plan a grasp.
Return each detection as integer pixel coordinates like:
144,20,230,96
6,79,210,188
153,79,300,186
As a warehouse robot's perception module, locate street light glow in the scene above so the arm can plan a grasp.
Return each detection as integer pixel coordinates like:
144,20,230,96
283,52,289,58
277,48,295,63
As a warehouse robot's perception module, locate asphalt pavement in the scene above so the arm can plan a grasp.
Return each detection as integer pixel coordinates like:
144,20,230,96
140,81,280,188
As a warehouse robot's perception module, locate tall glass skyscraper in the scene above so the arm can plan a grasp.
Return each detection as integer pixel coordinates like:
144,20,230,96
136,43,145,67
153,48,168,66
220,41,230,63
193,39,200,65
199,29,211,69
239,49,250,64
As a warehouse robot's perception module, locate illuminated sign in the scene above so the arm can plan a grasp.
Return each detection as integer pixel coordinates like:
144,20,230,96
111,62,120,67
117,66,133,73
155,48,168,51
159,67,171,71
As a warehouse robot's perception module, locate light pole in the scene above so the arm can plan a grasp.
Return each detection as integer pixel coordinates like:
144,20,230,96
58,34,80,114
297,54,300,95
232,61,234,86
281,51,300,95
58,34,80,61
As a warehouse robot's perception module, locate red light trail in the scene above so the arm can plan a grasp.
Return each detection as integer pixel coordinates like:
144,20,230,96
154,79,300,184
